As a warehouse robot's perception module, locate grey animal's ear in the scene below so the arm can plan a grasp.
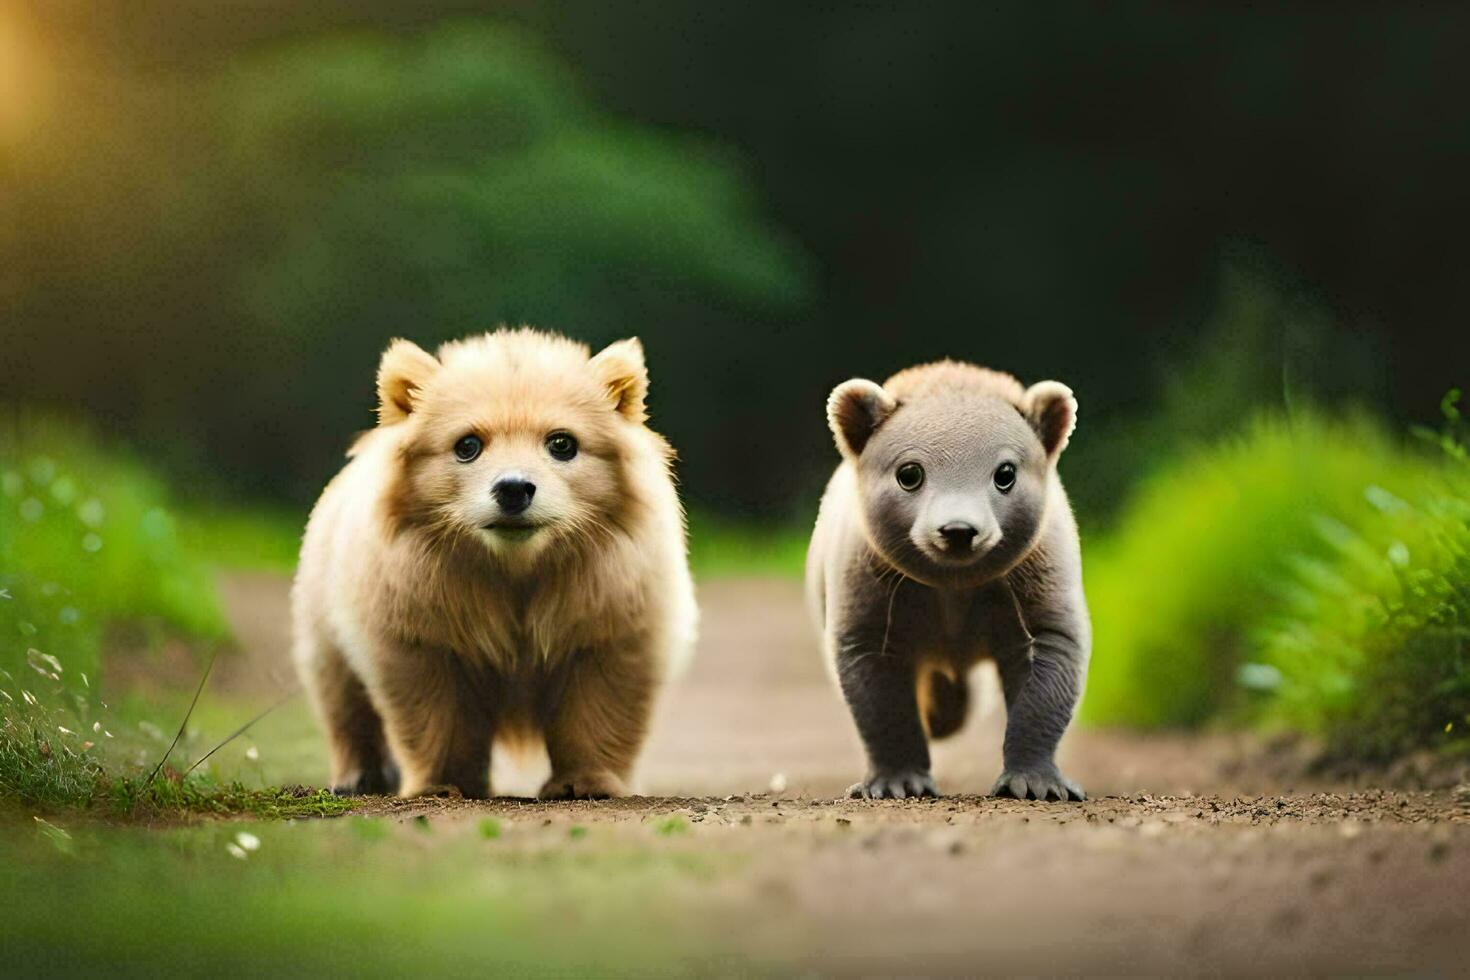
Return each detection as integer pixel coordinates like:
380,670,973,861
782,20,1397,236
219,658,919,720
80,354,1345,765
590,337,649,422
827,379,898,459
376,339,440,425
1023,380,1077,460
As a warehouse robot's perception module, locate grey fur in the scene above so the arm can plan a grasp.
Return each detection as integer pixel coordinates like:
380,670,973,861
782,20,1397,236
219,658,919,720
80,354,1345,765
807,362,1090,801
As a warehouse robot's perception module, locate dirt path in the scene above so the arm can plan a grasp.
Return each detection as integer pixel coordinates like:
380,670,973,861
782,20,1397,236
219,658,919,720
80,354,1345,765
218,573,1470,975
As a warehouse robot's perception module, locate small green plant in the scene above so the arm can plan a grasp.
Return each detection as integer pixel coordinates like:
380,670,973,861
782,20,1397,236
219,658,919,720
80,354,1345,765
0,658,349,818
654,815,689,837
0,686,105,811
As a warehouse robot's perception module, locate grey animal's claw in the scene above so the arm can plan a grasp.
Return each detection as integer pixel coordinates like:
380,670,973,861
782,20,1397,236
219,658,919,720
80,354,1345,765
991,766,1084,802
847,770,940,800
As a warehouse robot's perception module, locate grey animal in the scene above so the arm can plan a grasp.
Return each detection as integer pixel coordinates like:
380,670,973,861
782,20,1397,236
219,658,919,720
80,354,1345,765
806,360,1090,801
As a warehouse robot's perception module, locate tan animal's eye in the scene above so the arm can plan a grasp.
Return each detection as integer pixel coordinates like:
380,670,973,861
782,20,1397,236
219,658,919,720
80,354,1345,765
546,431,578,461
993,462,1017,493
453,435,482,463
896,462,924,492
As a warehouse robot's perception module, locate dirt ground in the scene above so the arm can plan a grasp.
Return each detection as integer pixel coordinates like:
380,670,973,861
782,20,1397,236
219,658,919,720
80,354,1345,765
219,572,1470,976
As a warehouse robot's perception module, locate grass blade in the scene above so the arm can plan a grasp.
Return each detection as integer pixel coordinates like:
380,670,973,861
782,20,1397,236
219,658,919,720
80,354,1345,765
183,687,297,776
145,649,217,787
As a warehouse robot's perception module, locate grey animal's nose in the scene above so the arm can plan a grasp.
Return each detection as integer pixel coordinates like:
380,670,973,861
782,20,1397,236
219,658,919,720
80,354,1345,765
938,522,978,551
492,477,536,515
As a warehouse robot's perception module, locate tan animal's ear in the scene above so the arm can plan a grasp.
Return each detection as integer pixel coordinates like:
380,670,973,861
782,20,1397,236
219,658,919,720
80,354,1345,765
376,339,439,425
1023,380,1077,460
827,379,898,459
590,337,648,422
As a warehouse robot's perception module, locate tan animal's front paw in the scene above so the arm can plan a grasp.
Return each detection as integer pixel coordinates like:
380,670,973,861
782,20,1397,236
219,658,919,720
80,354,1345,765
991,764,1084,802
396,773,488,801
330,761,399,797
538,770,627,801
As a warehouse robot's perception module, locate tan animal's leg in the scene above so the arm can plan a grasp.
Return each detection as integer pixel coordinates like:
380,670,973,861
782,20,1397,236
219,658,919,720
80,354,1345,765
374,647,495,799
297,638,395,795
538,650,655,800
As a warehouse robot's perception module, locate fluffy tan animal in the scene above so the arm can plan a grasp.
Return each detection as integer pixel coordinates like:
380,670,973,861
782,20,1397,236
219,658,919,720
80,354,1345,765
292,328,696,800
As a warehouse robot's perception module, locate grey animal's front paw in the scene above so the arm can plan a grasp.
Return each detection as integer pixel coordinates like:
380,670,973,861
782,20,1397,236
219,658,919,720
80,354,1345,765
991,764,1084,802
847,769,939,800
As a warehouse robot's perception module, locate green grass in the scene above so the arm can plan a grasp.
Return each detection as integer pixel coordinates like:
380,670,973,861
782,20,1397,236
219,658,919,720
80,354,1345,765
0,813,743,977
687,511,807,579
0,671,348,819
1082,412,1441,728
1253,396,1470,759
104,777,351,820
0,417,346,819
0,691,106,812
1,416,229,686
176,504,303,573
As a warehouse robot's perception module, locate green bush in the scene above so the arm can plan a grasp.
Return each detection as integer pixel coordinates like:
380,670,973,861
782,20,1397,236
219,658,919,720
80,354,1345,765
1,417,228,686
1252,396,1469,759
686,511,807,579
1081,413,1439,728
0,416,253,813
3,21,812,511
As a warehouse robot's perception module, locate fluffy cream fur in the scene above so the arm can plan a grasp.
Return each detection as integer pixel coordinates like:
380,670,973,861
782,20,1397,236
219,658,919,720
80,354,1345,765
292,328,696,800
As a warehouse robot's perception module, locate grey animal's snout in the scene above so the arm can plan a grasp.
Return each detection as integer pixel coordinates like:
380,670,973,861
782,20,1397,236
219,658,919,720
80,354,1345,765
492,476,536,515
938,522,979,552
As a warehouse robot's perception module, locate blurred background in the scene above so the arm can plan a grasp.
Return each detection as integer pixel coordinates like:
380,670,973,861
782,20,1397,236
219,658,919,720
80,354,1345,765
2,6,1469,971
1,2,1467,805
4,2,1468,519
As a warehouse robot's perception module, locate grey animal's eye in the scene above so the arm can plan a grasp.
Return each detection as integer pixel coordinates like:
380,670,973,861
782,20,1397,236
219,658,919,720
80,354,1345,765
993,462,1017,493
453,435,482,463
896,462,924,492
546,431,579,461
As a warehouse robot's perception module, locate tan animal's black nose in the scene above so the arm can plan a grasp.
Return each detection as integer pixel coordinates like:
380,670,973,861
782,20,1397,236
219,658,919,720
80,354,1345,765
938,522,978,551
492,477,536,515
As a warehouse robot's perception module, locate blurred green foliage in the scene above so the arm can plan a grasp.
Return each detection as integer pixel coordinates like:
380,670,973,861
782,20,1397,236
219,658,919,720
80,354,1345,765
0,419,343,815
1254,394,1470,759
0,417,227,686
0,815,732,976
1082,413,1439,729
7,4,1470,522
176,506,303,574
3,19,810,507
687,511,807,579
1083,402,1469,762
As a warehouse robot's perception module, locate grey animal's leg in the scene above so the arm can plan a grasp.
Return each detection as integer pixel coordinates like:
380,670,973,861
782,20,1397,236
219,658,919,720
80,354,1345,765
836,639,937,800
989,587,1087,802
